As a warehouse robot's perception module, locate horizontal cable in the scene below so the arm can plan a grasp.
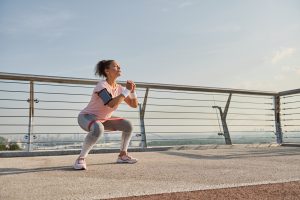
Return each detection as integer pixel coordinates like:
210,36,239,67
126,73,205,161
0,124,139,127
144,124,220,127
227,113,274,116
30,139,142,144
34,131,126,134
230,101,272,105
146,96,225,102
147,104,271,110
0,124,48,126
35,91,91,96
38,100,88,103
146,117,218,120
282,119,300,121
35,82,94,88
282,101,300,104
146,103,213,108
147,138,224,141
230,131,275,133
149,89,273,99
145,111,274,116
283,125,300,126
144,124,273,127
145,131,219,134
282,113,300,116
0,115,274,121
229,107,273,111
0,107,28,110
283,131,300,132
282,94,300,99
142,110,216,114
149,89,228,96
145,96,272,105
0,80,29,85
227,119,275,121
29,141,85,144
34,108,137,113
0,89,29,93
0,116,29,118
0,98,27,102
0,131,138,135
44,116,138,119
35,108,82,111
230,136,276,139
228,125,274,126
282,107,300,110
233,94,274,99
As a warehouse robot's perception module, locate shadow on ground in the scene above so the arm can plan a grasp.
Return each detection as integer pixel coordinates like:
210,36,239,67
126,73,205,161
158,147,300,160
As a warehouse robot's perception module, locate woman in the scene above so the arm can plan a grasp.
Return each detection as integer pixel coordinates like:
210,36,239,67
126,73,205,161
74,60,139,170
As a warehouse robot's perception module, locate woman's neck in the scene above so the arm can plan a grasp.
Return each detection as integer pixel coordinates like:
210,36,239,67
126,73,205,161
106,78,117,88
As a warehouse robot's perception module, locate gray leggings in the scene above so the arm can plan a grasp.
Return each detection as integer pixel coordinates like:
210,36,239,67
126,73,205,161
78,114,133,157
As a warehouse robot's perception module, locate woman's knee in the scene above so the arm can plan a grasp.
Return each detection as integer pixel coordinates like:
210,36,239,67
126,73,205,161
90,122,104,138
121,119,133,133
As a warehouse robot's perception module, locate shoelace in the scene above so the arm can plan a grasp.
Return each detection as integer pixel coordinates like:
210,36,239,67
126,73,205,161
120,155,132,160
77,157,85,164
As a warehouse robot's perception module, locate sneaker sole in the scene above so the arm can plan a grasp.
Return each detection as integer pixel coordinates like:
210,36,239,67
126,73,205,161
116,160,138,164
73,165,87,170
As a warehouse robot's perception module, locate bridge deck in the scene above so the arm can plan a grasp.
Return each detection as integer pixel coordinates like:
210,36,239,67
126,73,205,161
0,145,299,200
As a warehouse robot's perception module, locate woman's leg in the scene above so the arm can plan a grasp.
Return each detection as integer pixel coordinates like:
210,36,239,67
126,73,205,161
103,118,133,154
78,114,104,158
103,118,137,163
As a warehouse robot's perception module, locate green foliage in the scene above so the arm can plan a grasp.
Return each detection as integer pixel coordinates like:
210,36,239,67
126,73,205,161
8,142,21,150
0,136,7,144
0,136,21,151
0,144,7,151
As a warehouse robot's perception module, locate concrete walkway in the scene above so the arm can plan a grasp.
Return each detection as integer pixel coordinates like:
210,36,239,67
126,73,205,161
0,145,300,200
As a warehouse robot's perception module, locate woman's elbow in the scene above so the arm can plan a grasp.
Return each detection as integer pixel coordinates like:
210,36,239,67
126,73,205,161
132,103,138,108
107,101,116,108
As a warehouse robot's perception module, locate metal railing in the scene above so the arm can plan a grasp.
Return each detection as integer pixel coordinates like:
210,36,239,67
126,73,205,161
0,72,299,151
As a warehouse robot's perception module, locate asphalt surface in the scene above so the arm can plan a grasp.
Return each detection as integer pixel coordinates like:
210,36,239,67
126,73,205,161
0,145,299,200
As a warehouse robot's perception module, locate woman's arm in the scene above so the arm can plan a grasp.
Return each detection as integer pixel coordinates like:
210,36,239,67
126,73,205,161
124,95,138,108
124,81,138,108
107,81,134,108
107,94,126,108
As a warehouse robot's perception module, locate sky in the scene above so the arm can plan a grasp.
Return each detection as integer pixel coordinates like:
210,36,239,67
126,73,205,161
0,0,300,92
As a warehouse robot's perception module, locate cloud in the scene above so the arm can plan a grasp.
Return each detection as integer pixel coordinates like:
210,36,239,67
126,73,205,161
281,65,300,75
161,1,194,12
178,1,193,8
207,25,242,33
271,48,296,64
0,9,74,39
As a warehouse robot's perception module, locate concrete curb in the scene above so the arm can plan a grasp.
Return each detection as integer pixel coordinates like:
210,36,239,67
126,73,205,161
0,143,284,157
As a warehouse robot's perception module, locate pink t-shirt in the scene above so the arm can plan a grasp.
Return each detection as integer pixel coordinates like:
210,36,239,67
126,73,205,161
79,80,123,121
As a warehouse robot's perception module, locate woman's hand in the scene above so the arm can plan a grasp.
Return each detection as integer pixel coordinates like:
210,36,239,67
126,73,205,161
126,80,136,92
123,80,138,108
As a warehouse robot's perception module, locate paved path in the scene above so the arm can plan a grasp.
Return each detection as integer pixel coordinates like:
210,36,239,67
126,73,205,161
0,146,299,200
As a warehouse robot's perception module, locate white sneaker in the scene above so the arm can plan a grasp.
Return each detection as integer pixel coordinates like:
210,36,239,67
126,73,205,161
116,155,138,164
74,157,87,170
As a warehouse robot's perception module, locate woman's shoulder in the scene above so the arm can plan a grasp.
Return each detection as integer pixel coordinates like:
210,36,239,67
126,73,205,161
94,80,107,91
97,79,107,86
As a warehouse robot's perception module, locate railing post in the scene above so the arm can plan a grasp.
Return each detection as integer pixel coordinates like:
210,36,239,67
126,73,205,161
26,81,34,151
274,95,283,144
212,93,232,145
139,88,149,148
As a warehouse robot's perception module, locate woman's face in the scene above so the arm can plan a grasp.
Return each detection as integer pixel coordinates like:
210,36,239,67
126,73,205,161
105,61,121,78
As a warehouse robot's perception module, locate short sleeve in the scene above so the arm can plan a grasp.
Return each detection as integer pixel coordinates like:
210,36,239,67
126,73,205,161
93,80,107,93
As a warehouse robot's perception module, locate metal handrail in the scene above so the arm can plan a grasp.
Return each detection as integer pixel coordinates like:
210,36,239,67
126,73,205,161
0,72,278,96
1,72,300,151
